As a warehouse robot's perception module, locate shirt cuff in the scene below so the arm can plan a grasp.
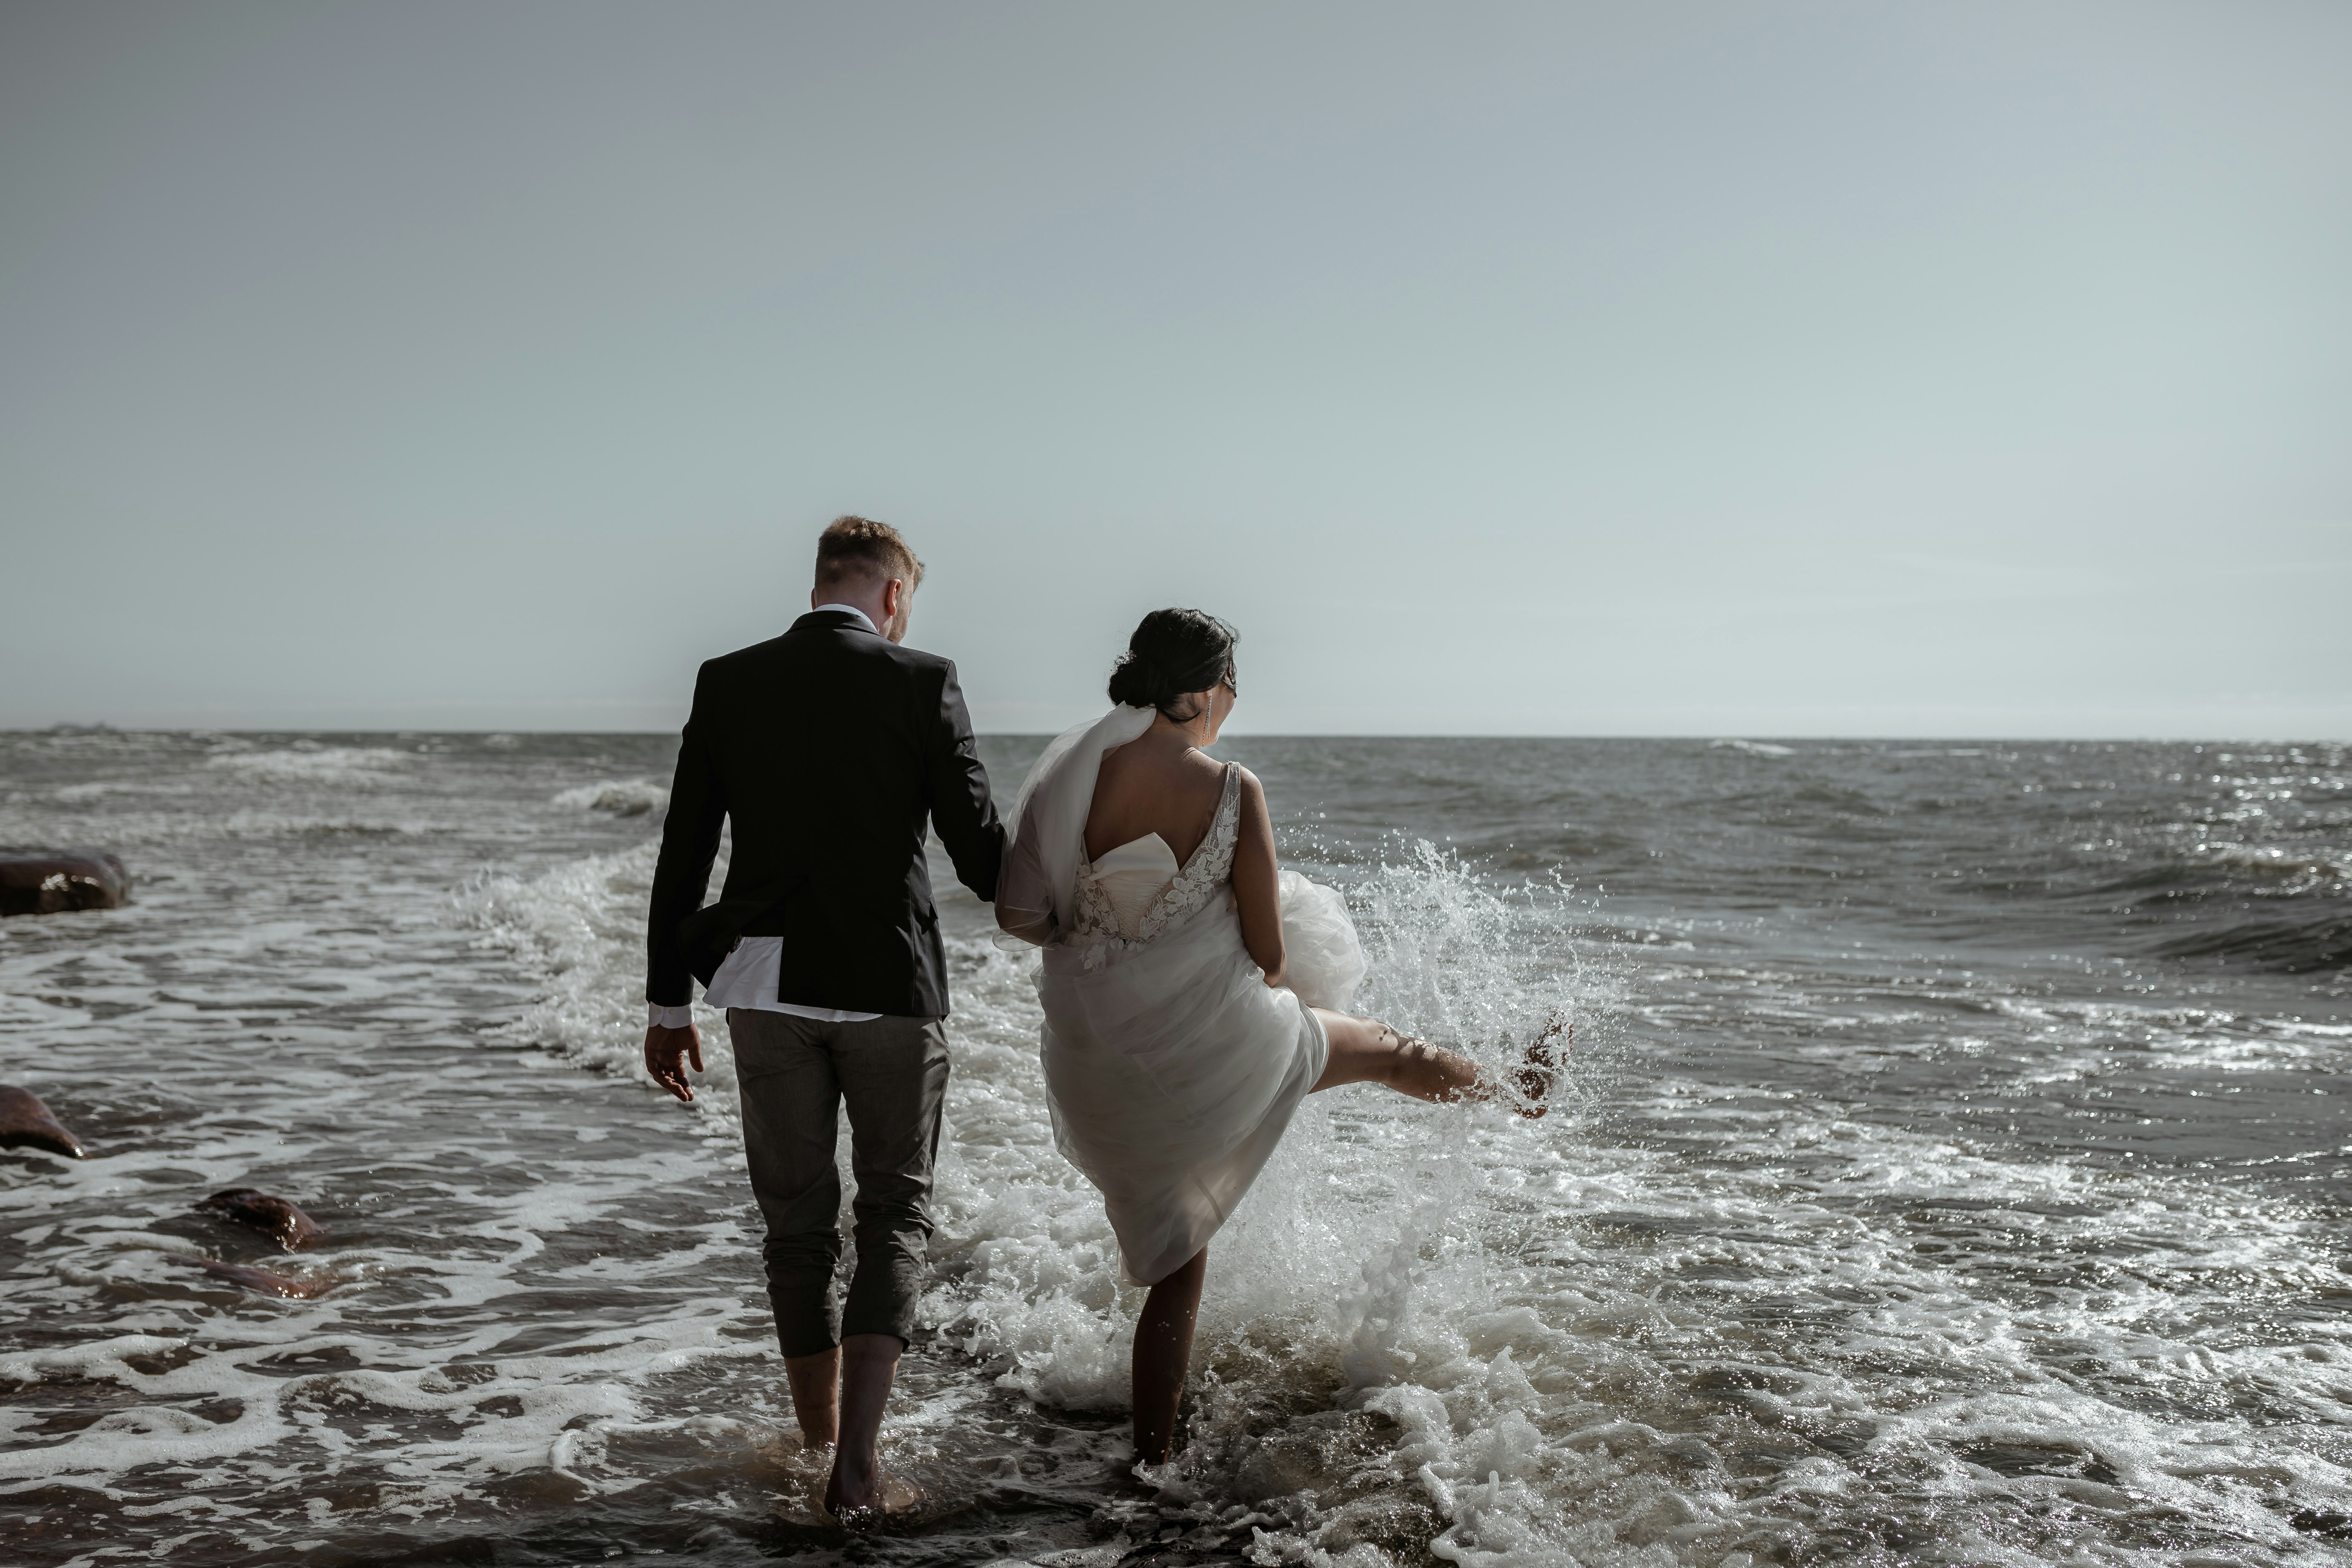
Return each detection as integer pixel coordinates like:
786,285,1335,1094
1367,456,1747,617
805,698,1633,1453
648,1002,695,1029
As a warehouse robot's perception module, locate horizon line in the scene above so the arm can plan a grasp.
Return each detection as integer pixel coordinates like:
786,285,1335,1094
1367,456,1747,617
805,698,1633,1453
4,725,2345,747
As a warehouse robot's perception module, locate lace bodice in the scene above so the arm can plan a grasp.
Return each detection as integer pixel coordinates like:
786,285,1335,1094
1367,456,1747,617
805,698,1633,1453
1068,763,1242,958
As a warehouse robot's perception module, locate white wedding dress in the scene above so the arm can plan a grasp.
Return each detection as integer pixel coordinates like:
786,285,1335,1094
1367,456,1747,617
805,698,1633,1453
997,706,1367,1285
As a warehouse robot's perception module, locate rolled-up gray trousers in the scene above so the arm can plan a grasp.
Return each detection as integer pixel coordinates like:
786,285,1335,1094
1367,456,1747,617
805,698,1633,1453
726,1008,950,1360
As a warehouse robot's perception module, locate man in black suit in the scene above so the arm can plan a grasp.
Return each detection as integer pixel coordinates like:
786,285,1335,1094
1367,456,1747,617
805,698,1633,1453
642,515,1004,1519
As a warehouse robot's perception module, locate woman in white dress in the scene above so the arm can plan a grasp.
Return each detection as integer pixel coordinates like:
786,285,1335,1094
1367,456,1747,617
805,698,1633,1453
996,609,1561,1465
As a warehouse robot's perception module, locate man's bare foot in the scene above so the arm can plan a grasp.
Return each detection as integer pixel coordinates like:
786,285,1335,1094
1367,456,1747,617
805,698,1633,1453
823,1464,922,1527
823,1455,871,1525
1514,1009,1571,1118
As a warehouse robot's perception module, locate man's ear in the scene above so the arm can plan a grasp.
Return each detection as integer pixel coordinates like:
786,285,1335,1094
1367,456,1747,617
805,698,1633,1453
883,577,907,620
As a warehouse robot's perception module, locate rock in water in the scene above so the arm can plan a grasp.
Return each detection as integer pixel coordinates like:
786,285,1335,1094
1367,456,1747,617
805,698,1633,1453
0,848,132,917
196,1188,326,1250
0,1085,86,1158
165,1254,331,1299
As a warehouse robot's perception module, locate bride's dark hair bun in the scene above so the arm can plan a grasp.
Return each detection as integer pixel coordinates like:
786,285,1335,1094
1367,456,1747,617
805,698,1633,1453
1108,608,1238,720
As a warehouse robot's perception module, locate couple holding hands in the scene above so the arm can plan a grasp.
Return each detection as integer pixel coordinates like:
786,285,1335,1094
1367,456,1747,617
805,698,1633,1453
641,516,1558,1520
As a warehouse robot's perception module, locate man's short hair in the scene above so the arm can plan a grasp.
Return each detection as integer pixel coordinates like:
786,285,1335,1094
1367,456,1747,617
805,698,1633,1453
814,515,924,592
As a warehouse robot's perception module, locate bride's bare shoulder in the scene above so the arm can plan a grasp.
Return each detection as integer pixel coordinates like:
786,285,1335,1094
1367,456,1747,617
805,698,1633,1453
1085,740,1229,858
1232,765,1270,818
1097,738,1222,791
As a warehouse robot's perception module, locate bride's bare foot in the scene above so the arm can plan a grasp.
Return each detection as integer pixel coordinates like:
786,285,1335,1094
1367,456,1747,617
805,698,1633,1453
1514,1009,1571,1118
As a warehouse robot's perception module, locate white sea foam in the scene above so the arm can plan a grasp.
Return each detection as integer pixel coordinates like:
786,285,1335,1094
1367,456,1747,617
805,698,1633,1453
0,1335,185,1385
452,841,746,1135
426,828,2352,1565
45,780,193,802
1708,740,1795,758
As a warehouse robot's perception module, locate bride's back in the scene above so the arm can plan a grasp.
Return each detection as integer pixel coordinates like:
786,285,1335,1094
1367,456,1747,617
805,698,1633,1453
1084,738,1227,865
996,607,1283,981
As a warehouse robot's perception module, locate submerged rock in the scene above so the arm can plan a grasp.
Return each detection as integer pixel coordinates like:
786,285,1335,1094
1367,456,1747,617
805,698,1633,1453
196,1188,325,1250
0,1085,86,1158
0,848,131,917
165,1254,331,1299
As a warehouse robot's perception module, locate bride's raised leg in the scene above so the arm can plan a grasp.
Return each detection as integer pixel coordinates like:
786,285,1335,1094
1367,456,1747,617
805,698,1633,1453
1310,1008,1569,1118
1132,1247,1207,1467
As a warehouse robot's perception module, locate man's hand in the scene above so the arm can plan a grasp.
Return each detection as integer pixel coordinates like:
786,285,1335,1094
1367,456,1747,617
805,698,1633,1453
644,1023,704,1103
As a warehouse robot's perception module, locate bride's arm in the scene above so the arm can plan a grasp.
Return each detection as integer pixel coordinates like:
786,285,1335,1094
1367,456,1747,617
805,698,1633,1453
994,793,1057,947
1229,770,1288,988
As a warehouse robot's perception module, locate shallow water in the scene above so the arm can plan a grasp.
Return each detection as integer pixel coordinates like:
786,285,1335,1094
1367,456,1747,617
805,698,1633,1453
2,730,2348,1567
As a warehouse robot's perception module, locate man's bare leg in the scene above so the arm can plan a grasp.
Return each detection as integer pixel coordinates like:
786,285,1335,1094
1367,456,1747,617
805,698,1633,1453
823,1333,902,1520
1132,1247,1208,1466
784,1345,841,1448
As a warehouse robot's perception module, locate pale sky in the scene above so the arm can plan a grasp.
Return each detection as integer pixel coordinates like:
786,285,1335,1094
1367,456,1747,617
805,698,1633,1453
3,2,2345,736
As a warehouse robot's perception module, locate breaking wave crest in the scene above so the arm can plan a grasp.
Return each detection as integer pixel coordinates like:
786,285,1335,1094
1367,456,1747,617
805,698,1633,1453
551,780,670,818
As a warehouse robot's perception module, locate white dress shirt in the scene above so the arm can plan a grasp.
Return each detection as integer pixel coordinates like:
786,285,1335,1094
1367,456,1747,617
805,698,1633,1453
647,603,885,1030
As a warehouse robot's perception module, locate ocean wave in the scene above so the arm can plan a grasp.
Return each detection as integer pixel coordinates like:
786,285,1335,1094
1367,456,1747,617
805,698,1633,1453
550,780,670,818
2191,839,2352,888
2156,912,2352,973
204,746,409,784
448,841,734,1113
220,812,425,838
2087,839,2350,909
0,807,426,848
1710,739,1795,758
44,781,196,803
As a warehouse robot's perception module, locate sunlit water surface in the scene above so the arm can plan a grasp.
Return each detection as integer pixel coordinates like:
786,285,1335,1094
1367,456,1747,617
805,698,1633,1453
3,730,2348,1568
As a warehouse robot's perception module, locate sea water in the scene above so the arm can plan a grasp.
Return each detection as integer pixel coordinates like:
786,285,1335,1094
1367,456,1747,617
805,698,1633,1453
2,730,2348,1567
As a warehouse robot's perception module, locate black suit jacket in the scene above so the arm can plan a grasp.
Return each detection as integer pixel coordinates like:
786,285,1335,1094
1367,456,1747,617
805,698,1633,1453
645,610,1005,1018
